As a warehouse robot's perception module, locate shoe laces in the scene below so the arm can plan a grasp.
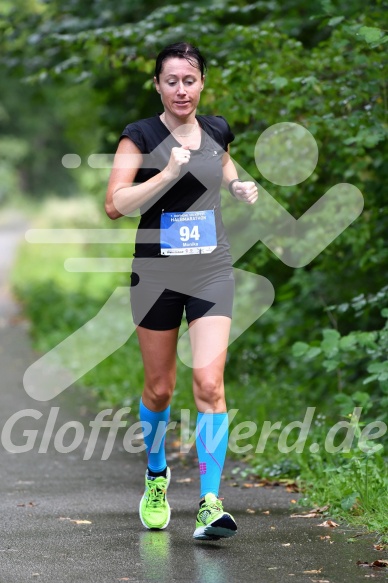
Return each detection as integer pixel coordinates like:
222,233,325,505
146,480,166,507
202,498,223,513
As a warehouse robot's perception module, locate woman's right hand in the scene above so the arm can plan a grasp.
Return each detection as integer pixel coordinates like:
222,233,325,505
163,145,191,180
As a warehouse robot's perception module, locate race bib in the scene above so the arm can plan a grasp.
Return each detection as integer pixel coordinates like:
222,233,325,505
160,210,217,255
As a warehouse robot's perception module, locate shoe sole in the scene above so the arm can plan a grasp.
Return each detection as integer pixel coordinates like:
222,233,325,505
193,515,237,540
139,468,171,530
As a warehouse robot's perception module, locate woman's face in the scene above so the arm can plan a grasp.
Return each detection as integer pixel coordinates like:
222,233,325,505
154,57,204,119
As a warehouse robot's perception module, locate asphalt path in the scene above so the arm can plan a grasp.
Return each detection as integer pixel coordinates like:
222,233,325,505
0,214,385,583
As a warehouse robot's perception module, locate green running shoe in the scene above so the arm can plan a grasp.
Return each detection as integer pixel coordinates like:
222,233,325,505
139,467,171,530
193,493,237,540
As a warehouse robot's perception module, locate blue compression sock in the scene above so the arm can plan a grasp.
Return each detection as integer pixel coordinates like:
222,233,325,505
195,412,229,498
139,398,170,472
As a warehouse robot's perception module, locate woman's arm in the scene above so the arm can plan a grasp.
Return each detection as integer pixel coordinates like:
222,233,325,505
221,146,239,188
105,138,190,219
221,146,258,205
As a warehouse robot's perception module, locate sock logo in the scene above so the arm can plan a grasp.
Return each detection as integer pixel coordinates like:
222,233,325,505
199,462,207,475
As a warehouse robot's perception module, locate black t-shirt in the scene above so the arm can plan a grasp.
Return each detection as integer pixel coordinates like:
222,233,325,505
120,114,235,268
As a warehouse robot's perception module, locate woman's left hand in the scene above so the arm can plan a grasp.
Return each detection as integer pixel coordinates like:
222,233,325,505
232,181,258,204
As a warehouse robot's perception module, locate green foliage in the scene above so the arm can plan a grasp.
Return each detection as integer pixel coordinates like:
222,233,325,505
292,288,388,420
0,68,94,200
296,399,388,535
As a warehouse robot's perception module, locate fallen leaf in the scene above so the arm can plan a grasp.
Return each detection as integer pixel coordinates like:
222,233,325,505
256,478,281,487
357,560,388,568
282,543,291,547
303,568,323,574
317,520,339,528
270,526,276,530
311,505,330,514
291,505,329,519
59,517,92,525
286,483,300,493
246,508,256,514
291,513,320,518
262,510,270,515
319,536,331,540
280,478,296,485
371,560,388,568
17,502,37,507
373,544,386,551
175,478,192,483
291,499,297,504
242,483,254,488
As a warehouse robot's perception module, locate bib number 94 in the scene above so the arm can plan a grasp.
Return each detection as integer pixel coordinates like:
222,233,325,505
160,209,217,255
180,225,200,242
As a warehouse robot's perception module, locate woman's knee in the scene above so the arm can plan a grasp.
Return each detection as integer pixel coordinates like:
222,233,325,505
194,377,225,409
143,374,176,409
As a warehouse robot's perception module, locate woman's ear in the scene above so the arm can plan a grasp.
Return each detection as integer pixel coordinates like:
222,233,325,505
201,75,206,91
154,76,160,93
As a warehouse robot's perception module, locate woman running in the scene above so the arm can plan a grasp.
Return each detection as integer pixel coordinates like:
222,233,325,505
105,41,258,540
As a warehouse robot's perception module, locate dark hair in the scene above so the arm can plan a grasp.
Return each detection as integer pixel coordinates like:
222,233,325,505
154,42,207,81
